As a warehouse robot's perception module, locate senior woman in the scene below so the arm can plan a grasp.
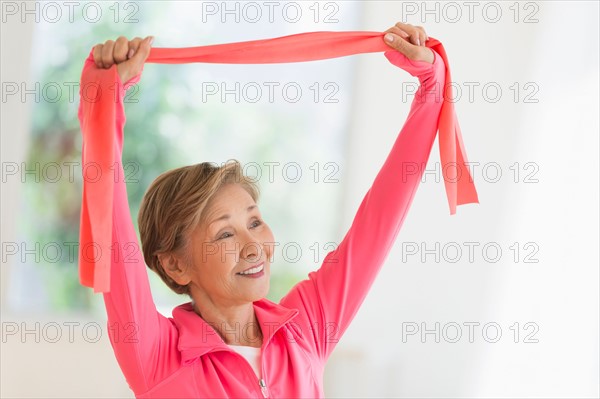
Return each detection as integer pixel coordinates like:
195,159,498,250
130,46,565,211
84,22,442,398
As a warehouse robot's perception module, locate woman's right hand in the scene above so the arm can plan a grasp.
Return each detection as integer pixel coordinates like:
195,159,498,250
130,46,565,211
383,23,434,64
92,35,154,84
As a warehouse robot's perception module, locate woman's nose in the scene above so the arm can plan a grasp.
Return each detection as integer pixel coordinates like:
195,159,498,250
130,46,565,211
240,231,262,261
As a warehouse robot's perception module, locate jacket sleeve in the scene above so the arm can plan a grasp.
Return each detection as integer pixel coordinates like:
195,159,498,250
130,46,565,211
78,51,178,394
279,49,446,363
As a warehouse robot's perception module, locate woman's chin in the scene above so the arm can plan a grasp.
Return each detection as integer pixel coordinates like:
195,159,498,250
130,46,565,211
236,270,270,302
251,279,270,302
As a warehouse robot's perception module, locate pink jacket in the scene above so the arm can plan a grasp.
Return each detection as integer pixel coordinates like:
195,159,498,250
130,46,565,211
78,44,445,398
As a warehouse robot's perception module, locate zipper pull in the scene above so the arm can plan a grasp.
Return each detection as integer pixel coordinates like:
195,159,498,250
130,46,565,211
258,378,268,398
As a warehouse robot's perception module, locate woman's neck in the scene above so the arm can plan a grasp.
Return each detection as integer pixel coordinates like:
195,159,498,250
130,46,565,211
191,298,263,348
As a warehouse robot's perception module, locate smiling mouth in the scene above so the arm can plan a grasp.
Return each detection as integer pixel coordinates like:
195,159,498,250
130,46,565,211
236,263,265,276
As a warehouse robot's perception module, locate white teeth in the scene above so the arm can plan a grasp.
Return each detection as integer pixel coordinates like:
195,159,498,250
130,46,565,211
238,264,264,275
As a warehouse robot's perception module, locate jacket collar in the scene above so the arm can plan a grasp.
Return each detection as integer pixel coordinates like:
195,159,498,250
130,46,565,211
172,298,299,365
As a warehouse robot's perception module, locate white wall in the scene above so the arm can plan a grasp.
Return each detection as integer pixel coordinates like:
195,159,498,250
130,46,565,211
325,1,599,397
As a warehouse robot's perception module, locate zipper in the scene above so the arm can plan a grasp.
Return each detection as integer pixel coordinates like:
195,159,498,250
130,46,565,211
225,347,269,398
259,340,270,398
258,378,268,398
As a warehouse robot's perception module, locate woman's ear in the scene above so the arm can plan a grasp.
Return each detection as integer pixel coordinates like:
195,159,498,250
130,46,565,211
157,253,192,286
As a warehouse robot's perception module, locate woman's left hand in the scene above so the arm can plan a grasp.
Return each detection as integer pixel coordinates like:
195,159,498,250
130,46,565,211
383,22,434,64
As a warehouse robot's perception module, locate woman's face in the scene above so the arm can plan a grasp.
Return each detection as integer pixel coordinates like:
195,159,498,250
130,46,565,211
184,183,275,307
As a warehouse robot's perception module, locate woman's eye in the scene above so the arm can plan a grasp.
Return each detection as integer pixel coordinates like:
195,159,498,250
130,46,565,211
216,220,262,240
217,232,232,240
251,219,262,228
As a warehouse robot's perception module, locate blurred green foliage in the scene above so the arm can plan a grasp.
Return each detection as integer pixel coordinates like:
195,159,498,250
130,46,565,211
24,5,320,314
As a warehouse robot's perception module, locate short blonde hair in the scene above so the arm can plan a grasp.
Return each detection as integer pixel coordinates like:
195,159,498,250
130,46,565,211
138,159,260,295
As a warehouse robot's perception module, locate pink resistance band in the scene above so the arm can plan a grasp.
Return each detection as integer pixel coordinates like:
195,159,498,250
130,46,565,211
78,31,479,293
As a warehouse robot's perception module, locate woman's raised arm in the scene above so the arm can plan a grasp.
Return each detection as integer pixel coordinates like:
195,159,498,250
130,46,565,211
279,27,446,363
78,36,178,395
